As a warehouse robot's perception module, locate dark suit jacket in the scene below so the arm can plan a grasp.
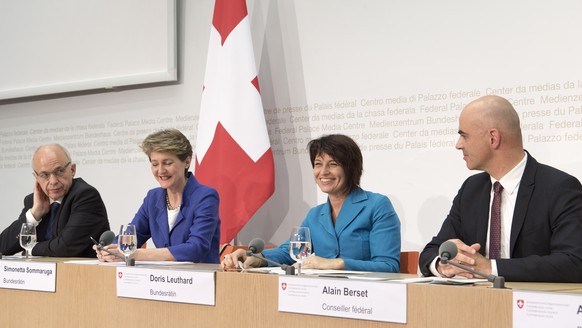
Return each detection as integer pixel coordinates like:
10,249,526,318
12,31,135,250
419,153,582,282
0,178,110,257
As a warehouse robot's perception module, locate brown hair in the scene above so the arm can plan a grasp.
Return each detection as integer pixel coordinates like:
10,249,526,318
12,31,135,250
307,134,363,193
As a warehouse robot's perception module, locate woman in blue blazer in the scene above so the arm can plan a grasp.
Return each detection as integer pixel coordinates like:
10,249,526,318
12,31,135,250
95,129,220,263
222,134,401,272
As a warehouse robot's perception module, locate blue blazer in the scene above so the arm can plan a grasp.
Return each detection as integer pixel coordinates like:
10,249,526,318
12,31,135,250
129,173,220,263
264,188,401,272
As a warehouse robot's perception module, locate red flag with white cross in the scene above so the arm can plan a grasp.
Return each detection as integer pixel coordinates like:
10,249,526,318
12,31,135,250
195,0,275,244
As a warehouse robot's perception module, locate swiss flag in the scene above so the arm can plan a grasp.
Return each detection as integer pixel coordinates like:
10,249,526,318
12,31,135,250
195,0,275,244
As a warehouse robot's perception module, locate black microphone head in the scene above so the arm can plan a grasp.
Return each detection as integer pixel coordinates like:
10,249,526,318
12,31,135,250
438,241,458,262
99,230,116,246
248,237,265,254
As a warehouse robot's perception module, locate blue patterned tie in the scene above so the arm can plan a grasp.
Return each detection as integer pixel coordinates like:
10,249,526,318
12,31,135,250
46,202,60,240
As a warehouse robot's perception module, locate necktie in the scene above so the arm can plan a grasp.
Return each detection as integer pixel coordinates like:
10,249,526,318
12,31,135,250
489,182,503,259
46,202,60,240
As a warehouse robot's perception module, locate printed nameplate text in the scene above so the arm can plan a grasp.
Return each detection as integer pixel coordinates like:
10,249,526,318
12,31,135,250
0,260,56,292
514,290,582,327
278,276,406,323
116,267,215,305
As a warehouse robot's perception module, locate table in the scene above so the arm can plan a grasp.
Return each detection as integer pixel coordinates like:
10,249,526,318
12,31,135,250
0,259,578,328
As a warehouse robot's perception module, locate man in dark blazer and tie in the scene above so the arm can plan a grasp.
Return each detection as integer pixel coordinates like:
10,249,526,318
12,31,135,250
0,144,110,257
419,95,582,282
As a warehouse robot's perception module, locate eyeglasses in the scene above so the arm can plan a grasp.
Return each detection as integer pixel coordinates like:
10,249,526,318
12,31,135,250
34,161,71,181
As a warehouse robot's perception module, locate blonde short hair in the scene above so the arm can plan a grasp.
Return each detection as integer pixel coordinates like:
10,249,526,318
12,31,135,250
140,129,193,161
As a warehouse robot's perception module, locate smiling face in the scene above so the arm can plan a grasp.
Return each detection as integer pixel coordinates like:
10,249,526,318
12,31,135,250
33,145,76,200
308,134,363,196
313,152,347,198
149,151,191,191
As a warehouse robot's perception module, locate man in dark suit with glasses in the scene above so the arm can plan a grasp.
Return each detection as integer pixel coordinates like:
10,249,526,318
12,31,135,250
0,144,110,257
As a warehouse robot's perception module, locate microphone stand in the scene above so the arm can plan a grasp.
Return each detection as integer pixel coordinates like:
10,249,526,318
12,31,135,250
441,258,505,288
247,251,295,275
102,246,134,266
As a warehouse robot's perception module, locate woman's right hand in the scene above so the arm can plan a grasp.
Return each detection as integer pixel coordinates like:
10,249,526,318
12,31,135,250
94,244,123,262
221,248,265,270
220,249,248,270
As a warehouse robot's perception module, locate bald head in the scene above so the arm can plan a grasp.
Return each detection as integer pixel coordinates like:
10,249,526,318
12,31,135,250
32,144,71,166
32,144,76,200
456,95,525,178
462,95,523,148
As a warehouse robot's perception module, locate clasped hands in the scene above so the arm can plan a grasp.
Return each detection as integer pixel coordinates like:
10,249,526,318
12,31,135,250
437,239,492,278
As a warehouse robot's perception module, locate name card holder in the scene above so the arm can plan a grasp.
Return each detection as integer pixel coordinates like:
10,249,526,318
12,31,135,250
0,259,57,292
116,267,215,305
514,290,582,327
278,276,406,323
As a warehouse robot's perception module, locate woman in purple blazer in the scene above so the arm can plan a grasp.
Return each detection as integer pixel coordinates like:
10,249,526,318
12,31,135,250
96,129,220,263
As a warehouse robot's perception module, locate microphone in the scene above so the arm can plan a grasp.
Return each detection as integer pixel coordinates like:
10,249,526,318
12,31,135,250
248,237,264,254
246,238,295,275
99,230,115,247
438,241,505,288
90,231,129,264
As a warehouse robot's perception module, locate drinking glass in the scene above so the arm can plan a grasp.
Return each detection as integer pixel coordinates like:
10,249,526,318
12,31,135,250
289,226,312,275
118,224,137,265
19,223,37,259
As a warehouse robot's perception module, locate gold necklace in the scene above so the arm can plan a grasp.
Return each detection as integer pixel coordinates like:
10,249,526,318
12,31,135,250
166,193,180,210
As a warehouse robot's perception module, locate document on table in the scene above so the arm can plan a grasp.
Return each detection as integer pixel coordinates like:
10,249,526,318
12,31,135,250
395,276,487,285
64,259,194,266
246,267,358,275
244,267,393,280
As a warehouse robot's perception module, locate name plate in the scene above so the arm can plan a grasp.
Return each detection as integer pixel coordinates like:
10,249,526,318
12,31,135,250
116,267,215,305
278,276,406,323
0,260,56,292
514,290,582,327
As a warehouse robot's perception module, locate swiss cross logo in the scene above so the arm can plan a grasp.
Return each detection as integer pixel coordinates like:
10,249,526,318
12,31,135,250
118,272,123,279
517,299,525,309
281,282,287,290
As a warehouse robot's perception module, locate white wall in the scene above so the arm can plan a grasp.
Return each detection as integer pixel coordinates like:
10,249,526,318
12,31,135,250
0,0,177,99
1,0,581,253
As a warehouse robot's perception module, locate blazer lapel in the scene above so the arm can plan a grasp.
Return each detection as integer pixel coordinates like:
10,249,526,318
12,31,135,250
474,182,491,252
509,154,537,255
170,174,195,232
317,203,336,237
56,178,78,236
155,193,170,243
171,211,185,233
335,189,366,236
